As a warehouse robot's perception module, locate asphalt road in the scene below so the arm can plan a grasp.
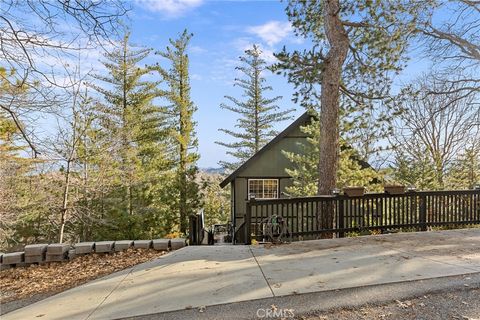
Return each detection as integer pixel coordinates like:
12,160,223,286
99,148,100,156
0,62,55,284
304,287,480,320
121,272,480,320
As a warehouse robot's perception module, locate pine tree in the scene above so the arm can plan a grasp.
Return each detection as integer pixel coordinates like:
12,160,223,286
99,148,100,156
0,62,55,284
272,0,428,236
284,114,382,197
89,32,168,239
0,114,24,248
391,75,479,191
198,172,230,228
72,90,99,241
392,150,440,190
0,117,55,248
216,45,294,171
154,30,200,234
446,145,480,189
0,69,40,248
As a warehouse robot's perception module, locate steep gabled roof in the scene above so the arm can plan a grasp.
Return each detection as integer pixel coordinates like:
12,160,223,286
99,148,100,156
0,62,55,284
220,112,312,188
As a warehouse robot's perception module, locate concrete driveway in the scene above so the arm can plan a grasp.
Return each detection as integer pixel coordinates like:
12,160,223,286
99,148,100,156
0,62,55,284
3,228,480,320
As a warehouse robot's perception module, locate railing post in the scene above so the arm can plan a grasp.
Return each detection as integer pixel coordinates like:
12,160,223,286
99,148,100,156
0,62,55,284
419,194,427,231
197,212,203,244
338,196,345,238
245,200,252,245
189,214,197,245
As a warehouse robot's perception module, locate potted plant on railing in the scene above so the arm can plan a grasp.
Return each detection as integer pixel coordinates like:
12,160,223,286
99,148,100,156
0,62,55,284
343,186,365,197
384,184,406,195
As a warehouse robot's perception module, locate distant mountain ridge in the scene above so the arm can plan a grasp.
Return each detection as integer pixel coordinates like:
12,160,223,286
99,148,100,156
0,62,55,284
200,167,226,175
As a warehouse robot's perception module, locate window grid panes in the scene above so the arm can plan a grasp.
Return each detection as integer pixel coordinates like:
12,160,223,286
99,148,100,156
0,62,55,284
248,179,278,199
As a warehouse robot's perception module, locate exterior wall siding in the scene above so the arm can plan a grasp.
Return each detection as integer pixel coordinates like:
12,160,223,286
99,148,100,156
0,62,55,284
222,112,313,243
233,133,308,220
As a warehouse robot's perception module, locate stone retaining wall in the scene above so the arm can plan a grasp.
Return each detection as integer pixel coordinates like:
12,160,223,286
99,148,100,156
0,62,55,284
0,238,186,269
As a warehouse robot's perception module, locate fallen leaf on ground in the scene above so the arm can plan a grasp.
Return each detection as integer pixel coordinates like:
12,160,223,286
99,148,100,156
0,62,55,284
0,248,165,304
395,300,411,309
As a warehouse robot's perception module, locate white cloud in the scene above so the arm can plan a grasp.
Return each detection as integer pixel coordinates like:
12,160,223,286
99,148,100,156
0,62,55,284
258,47,278,65
247,21,292,46
191,73,203,80
231,38,278,65
136,0,204,18
189,45,207,54
231,37,254,51
209,57,238,84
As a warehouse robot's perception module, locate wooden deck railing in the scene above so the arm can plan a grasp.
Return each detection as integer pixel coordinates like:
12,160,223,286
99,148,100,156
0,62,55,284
244,189,480,244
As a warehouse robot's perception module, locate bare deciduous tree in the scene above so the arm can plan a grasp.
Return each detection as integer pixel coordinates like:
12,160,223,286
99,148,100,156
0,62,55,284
419,0,480,97
0,0,128,156
393,75,480,188
53,68,88,244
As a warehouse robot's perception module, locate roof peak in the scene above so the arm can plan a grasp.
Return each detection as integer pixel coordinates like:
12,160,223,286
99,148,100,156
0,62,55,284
220,111,312,188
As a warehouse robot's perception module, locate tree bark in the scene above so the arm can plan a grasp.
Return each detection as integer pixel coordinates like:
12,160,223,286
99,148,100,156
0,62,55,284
317,0,349,237
59,158,72,243
254,55,260,152
82,150,90,241
121,36,133,216
179,58,188,234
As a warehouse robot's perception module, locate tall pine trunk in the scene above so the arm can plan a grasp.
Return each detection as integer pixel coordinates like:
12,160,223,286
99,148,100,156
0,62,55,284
317,0,349,237
254,65,260,152
121,39,133,216
82,149,90,241
179,60,188,234
155,30,199,236
179,144,187,233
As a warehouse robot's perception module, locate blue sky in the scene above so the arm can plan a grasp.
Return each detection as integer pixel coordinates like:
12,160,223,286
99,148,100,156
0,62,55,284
11,0,448,166
129,0,307,168
121,0,435,168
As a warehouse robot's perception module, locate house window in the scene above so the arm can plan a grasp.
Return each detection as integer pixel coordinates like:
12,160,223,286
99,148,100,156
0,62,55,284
248,179,279,199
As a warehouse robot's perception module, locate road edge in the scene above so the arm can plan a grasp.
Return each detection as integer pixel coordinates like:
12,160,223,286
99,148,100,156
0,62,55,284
118,272,480,320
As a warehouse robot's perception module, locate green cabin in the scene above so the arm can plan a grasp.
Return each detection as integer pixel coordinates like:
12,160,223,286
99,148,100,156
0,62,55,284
220,112,314,243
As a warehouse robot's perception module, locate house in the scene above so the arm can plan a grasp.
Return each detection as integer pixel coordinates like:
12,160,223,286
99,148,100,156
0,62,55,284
220,112,314,243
